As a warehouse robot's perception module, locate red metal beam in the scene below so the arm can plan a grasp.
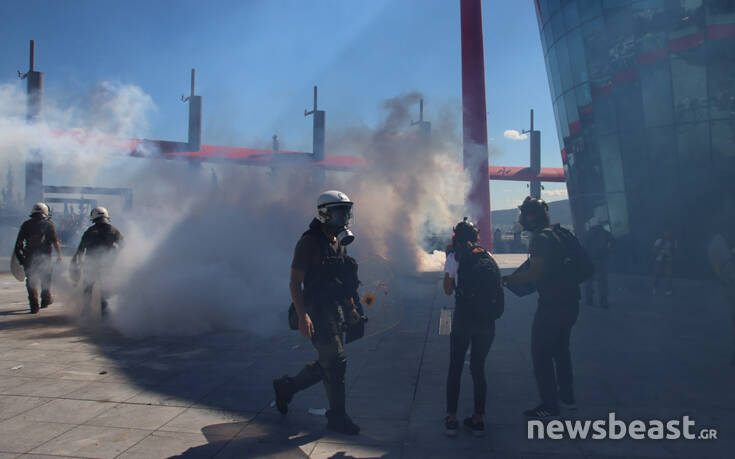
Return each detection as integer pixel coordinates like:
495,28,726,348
490,166,565,182
52,129,565,180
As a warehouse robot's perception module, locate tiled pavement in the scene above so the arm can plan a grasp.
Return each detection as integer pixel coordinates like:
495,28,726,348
0,256,733,458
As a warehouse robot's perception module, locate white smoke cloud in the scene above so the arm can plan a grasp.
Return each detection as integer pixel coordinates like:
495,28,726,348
503,129,528,140
1,81,467,337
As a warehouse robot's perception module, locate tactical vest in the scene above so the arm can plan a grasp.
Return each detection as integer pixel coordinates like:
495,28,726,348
302,219,359,311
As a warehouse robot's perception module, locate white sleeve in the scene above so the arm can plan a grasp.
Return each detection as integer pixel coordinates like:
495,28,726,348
443,252,458,279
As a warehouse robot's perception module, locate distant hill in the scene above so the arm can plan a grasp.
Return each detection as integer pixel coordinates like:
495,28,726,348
491,199,572,229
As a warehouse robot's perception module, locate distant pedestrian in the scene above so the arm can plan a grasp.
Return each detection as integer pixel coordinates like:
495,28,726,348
652,229,676,295
584,217,615,308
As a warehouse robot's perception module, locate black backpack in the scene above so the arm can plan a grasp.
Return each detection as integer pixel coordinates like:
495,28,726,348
456,245,504,321
542,225,595,284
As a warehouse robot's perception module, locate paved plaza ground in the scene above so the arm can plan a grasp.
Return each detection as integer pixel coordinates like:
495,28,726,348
0,254,733,458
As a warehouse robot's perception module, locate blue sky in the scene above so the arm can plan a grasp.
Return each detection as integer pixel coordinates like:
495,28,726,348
0,0,567,210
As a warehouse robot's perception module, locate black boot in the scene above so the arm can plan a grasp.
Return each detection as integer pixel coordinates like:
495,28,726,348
326,410,360,435
28,287,39,314
273,375,294,414
40,290,53,308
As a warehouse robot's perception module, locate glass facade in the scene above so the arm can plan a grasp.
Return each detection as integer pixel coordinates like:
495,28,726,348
535,0,735,276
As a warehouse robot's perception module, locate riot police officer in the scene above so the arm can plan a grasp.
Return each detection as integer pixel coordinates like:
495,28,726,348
14,202,62,313
71,207,124,318
273,190,362,435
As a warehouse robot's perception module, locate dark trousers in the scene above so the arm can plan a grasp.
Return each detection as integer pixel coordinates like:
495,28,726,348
24,255,53,309
83,283,110,318
290,332,347,416
446,327,495,415
531,302,578,408
585,260,608,307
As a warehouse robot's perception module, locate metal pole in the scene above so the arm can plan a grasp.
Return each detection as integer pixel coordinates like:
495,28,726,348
25,40,44,209
460,0,492,251
187,68,202,153
190,68,195,97
530,109,541,198
29,39,35,72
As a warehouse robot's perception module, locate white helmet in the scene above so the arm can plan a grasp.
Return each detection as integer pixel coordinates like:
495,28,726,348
317,190,353,223
316,190,355,245
30,202,49,218
90,206,110,223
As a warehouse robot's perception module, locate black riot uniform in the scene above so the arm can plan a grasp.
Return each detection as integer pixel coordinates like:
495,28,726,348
276,218,359,428
72,221,124,317
14,214,60,312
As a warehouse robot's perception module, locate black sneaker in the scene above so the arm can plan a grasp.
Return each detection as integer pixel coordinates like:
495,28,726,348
30,304,39,314
558,397,577,411
524,404,559,419
463,417,485,437
445,416,458,437
272,376,294,415
326,411,360,435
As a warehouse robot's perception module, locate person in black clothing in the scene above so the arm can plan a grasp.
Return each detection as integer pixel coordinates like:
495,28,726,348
14,202,63,313
503,197,580,419
584,217,615,308
71,206,124,318
443,218,504,437
273,190,362,435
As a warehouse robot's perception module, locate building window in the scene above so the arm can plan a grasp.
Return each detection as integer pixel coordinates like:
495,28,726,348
579,0,602,22
557,36,574,92
548,47,563,99
567,29,589,86
564,1,581,30
592,92,618,135
584,17,611,80
707,39,735,121
614,80,645,133
552,10,566,42
711,119,735,158
646,125,679,201
676,121,711,166
599,134,626,193
639,61,675,127
671,47,709,123
705,0,735,25
544,20,555,51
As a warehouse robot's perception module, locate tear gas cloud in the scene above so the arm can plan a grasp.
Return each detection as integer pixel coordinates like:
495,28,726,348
0,81,467,337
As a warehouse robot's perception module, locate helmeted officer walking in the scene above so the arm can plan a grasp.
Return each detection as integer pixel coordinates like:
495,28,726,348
14,202,62,313
273,190,362,435
71,207,124,318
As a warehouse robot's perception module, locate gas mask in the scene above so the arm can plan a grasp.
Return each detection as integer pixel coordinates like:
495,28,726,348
321,204,355,246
